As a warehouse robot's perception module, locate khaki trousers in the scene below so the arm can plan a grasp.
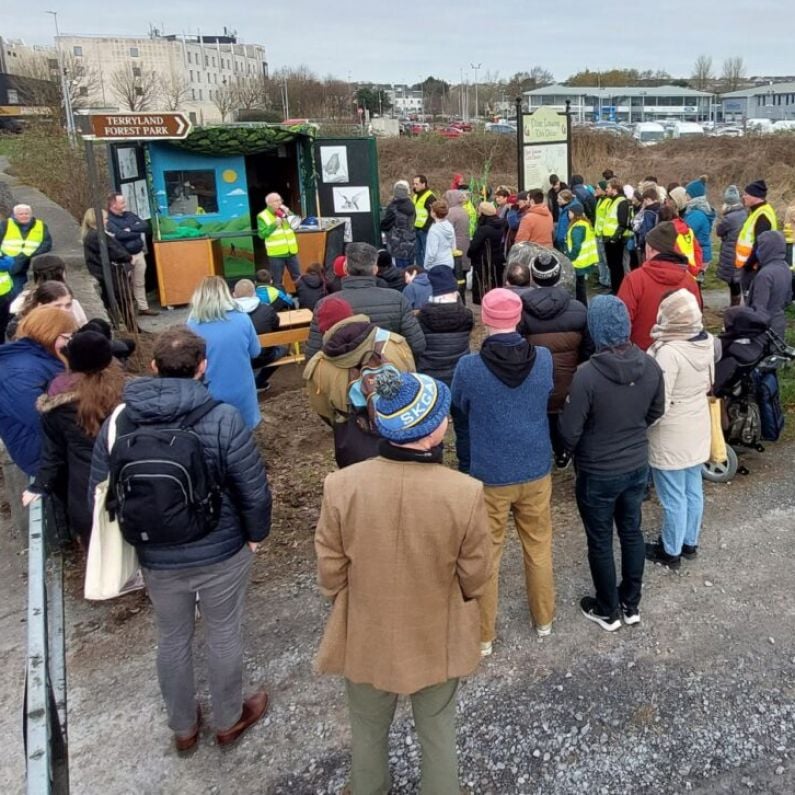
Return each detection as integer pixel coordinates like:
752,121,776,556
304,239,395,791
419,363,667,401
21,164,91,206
480,474,555,643
345,678,460,795
130,251,149,310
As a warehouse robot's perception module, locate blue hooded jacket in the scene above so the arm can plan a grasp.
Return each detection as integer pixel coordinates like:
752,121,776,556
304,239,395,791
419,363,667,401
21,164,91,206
0,338,64,475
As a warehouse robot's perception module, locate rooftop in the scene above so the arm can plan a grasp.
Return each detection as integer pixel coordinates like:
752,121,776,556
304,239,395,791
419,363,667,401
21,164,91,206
721,81,795,98
525,83,713,98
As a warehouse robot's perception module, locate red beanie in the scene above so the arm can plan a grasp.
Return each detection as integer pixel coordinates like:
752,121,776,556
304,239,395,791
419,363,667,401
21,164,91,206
317,296,353,333
333,255,346,278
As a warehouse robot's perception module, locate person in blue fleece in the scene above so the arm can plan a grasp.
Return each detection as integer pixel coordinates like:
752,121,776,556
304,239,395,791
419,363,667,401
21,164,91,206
683,179,716,270
451,288,555,657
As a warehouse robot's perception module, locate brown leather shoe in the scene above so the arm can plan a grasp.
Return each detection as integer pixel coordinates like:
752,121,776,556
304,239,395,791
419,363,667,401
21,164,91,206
216,690,269,747
174,705,202,752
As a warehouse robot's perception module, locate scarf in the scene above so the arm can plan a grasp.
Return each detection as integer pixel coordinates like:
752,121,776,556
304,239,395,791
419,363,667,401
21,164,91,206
686,195,713,216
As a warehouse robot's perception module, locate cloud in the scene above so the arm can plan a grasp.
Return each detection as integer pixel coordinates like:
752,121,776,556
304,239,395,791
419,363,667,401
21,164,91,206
226,188,246,196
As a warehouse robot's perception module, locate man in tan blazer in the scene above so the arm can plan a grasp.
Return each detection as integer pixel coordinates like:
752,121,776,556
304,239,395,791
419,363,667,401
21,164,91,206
314,369,491,795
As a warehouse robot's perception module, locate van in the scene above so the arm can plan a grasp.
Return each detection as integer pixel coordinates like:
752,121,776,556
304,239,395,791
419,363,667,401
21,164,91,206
772,120,795,133
633,122,666,145
672,122,705,139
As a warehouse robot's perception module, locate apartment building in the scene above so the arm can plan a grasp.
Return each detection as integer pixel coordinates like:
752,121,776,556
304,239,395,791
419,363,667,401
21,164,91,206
4,30,268,124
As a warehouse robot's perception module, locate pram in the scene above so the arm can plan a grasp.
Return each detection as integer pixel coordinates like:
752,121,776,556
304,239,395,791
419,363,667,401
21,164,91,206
704,307,795,481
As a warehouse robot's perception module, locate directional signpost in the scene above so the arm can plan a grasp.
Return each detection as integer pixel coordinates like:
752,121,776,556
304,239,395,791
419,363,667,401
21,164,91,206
82,113,193,326
88,112,191,141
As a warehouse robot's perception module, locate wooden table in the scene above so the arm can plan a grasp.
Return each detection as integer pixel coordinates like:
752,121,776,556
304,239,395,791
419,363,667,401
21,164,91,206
276,308,313,328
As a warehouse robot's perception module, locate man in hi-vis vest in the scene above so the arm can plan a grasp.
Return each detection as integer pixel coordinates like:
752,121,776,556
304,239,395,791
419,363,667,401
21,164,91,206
257,193,301,292
0,203,52,341
412,175,436,267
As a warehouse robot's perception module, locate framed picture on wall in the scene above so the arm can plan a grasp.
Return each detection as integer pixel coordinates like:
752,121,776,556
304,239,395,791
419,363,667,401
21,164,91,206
117,147,139,181
320,145,349,183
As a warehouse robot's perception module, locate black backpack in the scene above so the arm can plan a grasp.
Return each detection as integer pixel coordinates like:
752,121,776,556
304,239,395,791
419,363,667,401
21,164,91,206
754,370,785,442
107,401,223,547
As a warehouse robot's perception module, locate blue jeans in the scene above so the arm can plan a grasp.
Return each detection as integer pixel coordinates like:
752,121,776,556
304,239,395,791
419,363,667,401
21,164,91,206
575,466,648,615
269,255,301,292
651,465,704,556
415,229,428,266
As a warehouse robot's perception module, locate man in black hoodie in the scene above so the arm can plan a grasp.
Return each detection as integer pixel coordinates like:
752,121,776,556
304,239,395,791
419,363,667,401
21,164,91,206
745,230,792,339
559,295,665,631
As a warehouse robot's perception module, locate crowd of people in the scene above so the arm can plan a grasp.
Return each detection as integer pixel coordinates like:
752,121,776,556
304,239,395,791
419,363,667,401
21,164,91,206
1,165,794,794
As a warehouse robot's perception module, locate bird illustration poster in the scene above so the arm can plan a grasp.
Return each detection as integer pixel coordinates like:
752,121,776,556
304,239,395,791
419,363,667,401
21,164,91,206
332,186,371,214
320,146,349,183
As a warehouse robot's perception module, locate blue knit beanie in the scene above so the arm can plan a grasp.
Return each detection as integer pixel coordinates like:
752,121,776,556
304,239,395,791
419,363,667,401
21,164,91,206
374,370,451,443
685,179,706,199
587,295,631,351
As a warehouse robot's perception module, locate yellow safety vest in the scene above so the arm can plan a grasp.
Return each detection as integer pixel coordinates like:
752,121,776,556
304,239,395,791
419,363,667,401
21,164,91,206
735,203,778,269
567,219,600,270
1,218,45,258
594,197,610,236
0,268,12,296
601,196,632,239
464,199,478,237
412,189,433,229
257,208,298,257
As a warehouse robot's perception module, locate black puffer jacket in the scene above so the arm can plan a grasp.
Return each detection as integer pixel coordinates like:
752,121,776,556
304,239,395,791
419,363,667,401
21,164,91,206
32,376,100,543
305,276,426,360
467,216,506,269
518,286,591,412
88,377,271,570
82,228,131,281
380,196,416,261
296,271,327,310
377,264,406,292
417,302,474,385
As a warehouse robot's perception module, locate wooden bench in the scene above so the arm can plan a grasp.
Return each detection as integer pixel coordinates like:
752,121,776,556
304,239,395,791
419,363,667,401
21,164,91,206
257,308,313,367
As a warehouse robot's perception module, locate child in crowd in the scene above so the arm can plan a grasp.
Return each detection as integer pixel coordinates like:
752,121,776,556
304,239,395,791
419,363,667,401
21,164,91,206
403,265,432,311
295,262,327,310
255,269,294,311
423,200,456,270
376,249,406,291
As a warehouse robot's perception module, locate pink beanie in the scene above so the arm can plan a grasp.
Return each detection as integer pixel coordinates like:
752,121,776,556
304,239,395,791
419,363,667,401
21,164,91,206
481,288,522,329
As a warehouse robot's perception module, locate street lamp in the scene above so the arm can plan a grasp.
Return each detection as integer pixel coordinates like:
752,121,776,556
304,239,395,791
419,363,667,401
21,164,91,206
46,10,76,137
471,62,481,121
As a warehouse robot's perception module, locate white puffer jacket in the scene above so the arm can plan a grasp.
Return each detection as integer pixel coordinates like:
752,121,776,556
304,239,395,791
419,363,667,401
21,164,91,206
647,335,715,470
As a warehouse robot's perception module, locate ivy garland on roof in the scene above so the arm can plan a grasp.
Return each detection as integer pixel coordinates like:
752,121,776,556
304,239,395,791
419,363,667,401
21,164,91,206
170,124,315,156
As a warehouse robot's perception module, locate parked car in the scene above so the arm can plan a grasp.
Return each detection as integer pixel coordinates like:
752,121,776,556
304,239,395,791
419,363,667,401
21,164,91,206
633,122,666,146
450,120,473,132
437,126,464,139
485,123,516,135
715,126,744,138
672,121,705,139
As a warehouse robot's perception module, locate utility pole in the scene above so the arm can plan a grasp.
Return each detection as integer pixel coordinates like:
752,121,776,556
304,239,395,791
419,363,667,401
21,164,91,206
471,62,481,121
46,10,76,138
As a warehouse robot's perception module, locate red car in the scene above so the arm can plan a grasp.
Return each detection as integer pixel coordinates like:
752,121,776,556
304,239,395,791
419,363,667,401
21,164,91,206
437,126,464,139
450,121,472,132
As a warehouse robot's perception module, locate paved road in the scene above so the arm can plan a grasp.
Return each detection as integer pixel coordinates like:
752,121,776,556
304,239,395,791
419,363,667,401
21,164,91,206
2,421,792,794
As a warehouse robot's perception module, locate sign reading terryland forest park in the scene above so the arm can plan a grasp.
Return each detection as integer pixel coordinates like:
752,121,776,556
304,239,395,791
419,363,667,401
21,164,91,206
88,113,191,141
522,106,568,144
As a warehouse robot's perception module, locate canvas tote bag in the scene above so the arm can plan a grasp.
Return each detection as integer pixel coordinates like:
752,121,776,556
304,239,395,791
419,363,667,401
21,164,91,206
708,396,728,465
84,404,142,600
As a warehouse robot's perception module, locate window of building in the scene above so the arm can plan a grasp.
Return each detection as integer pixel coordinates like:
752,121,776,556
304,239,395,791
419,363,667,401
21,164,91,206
164,170,218,216
135,86,144,96
189,70,194,82
132,66,141,78
73,46,83,57
199,89,203,100
205,55,209,67
7,89,19,104
78,86,88,97
129,47,139,58
212,57,216,67
191,88,196,100
197,72,201,82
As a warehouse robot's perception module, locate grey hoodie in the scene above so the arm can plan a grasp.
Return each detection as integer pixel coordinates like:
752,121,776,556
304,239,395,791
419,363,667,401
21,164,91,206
747,230,793,339
559,344,665,474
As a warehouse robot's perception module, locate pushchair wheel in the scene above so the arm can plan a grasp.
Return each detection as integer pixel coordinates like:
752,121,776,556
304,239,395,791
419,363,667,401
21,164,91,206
702,445,738,483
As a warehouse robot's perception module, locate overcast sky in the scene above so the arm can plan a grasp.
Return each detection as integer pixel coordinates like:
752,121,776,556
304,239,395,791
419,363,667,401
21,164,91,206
6,2,791,84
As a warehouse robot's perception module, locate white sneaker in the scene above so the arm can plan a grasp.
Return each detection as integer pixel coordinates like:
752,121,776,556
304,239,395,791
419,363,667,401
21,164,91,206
480,641,493,657
535,623,553,637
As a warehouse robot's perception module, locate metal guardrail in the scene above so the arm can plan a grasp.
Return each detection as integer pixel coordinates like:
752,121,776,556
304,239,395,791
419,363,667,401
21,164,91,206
24,497,69,794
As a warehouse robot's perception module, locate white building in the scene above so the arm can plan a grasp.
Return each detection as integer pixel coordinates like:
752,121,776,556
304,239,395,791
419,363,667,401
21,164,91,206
721,82,795,122
385,84,424,117
21,31,267,124
525,84,714,123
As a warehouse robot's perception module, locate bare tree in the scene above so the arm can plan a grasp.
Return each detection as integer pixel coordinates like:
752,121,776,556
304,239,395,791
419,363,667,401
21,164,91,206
11,51,101,118
691,55,713,91
233,76,266,110
721,57,746,92
212,84,236,121
529,66,555,87
159,69,191,111
110,64,159,111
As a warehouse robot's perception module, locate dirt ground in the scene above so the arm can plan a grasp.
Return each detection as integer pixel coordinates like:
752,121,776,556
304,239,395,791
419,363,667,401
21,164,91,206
1,358,793,794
